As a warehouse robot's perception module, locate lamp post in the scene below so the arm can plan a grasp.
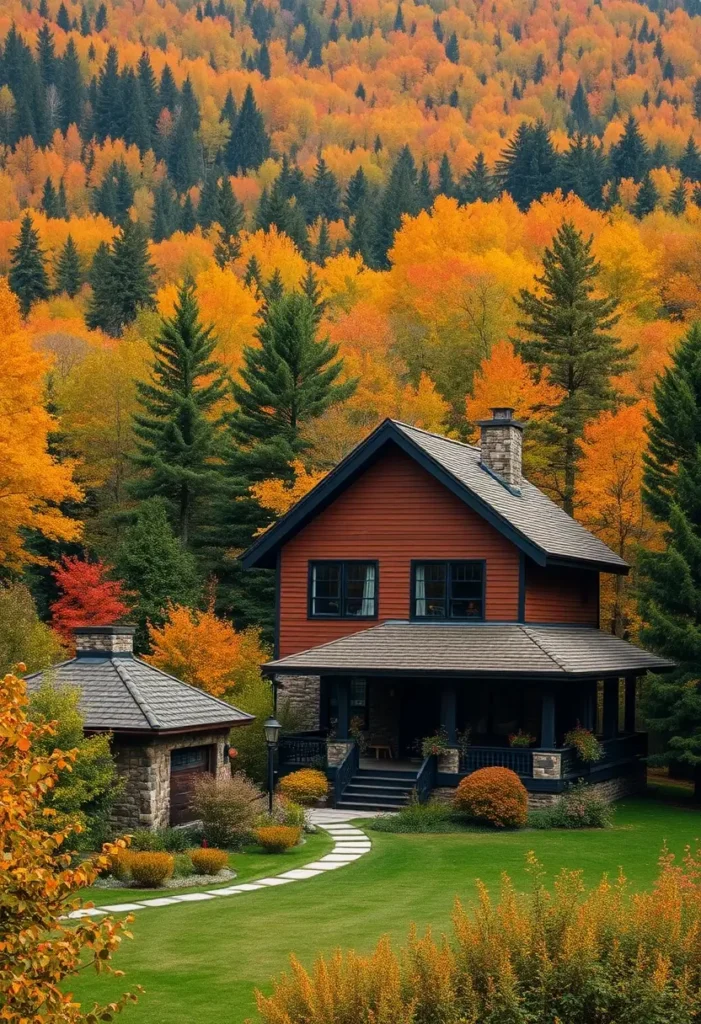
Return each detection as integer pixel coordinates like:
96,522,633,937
263,716,281,812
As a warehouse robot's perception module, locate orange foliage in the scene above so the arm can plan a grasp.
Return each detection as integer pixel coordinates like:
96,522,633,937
251,461,327,520
454,766,528,828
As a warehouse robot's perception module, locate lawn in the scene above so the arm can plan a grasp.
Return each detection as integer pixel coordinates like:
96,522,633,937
71,795,701,1024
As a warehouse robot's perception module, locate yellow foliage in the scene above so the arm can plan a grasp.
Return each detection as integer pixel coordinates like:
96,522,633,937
251,461,327,519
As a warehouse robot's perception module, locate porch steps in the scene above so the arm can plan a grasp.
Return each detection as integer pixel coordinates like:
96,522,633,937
336,767,419,812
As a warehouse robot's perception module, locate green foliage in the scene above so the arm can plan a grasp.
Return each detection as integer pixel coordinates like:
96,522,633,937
226,84,270,174
190,771,264,848
496,120,559,211
54,234,82,297
372,800,471,833
172,852,196,878
0,584,65,676
28,682,120,848
564,724,603,762
9,212,50,316
85,220,156,337
528,782,614,829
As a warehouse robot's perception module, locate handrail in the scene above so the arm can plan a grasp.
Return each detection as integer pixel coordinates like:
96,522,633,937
331,742,359,807
415,753,437,804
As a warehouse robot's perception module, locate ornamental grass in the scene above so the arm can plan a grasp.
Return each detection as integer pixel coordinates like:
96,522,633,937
256,846,701,1024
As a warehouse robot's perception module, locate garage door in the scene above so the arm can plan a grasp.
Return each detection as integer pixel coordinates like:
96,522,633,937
170,746,212,825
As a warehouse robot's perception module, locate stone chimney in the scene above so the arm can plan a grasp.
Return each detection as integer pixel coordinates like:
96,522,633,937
477,407,524,492
74,625,135,656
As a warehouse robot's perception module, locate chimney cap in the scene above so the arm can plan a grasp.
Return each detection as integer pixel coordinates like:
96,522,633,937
475,407,525,430
73,625,136,636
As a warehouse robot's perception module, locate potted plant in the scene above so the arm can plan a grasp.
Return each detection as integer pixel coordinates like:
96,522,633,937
508,730,536,748
564,723,603,763
420,729,449,758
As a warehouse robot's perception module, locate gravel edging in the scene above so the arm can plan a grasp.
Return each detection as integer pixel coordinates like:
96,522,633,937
92,868,237,891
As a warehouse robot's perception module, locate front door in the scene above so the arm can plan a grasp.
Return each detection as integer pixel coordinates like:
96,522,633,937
169,745,212,825
399,682,440,758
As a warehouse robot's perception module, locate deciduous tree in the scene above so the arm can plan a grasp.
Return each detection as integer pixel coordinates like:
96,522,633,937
50,555,131,640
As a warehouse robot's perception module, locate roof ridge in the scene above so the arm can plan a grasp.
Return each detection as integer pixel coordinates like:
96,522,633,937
132,658,254,718
111,657,162,729
520,625,569,672
392,420,481,454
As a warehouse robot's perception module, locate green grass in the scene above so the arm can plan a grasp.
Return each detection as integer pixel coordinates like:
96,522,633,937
70,796,701,1024
79,832,333,905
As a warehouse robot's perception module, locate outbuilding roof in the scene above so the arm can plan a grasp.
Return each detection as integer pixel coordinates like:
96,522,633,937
264,621,674,680
240,419,629,573
25,654,253,734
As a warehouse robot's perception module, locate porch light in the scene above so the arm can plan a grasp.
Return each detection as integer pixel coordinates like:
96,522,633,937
263,716,282,745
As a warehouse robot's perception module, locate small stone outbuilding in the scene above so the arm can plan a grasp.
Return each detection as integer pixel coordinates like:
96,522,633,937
26,625,253,830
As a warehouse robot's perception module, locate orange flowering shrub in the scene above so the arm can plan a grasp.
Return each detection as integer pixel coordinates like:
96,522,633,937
128,851,174,887
278,768,328,806
0,669,138,1021
255,825,302,852
189,848,229,875
258,849,701,1023
454,767,528,828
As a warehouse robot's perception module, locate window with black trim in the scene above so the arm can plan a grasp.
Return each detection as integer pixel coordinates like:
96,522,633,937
309,561,377,618
413,561,484,620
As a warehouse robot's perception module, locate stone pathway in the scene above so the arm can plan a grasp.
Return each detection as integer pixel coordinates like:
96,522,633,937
66,812,373,919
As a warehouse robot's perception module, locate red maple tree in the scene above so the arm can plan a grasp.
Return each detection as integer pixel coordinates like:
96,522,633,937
51,556,132,641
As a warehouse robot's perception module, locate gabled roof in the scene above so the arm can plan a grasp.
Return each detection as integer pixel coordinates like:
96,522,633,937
264,622,674,680
240,419,629,574
25,655,253,734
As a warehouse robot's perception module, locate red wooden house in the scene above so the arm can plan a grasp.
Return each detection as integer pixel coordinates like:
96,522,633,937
241,411,673,810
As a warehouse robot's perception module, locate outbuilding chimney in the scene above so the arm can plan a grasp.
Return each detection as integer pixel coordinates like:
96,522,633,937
73,625,135,656
477,407,524,493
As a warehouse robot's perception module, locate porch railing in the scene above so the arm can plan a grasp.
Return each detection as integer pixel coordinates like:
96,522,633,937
458,734,646,779
331,742,359,807
459,746,534,776
278,732,327,770
415,754,437,804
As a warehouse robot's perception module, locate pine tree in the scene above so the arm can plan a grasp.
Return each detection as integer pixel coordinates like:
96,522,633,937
113,160,134,225
569,79,591,132
668,178,688,216
694,78,701,120
41,177,59,218
56,178,68,219
95,2,107,30
58,38,84,131
376,145,420,267
679,136,701,183
444,31,459,63
437,152,455,198
79,4,91,34
609,114,649,182
344,166,368,219
459,151,496,203
169,104,201,193
94,45,121,142
244,254,262,290
418,161,433,209
226,84,269,173
355,81,366,100
54,234,81,297
131,280,228,546
180,193,197,233
349,201,377,267
516,221,630,514
86,222,155,336
214,176,245,266
85,241,117,333
9,213,50,316
116,497,200,651
229,291,357,478
496,120,560,210
533,52,546,83
197,170,221,229
309,155,342,222
256,41,271,78
634,172,659,217
262,269,285,306
314,218,332,264
561,133,606,209
159,64,179,112
393,3,405,31
56,3,71,32
638,324,701,799
151,179,179,242
36,22,57,85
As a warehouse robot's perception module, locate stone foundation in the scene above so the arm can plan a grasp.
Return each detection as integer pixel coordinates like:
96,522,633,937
276,673,320,730
432,768,646,810
110,730,231,831
327,740,354,766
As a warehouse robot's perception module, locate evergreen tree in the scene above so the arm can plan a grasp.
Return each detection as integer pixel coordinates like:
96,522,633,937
679,136,701,183
158,64,179,112
418,161,433,209
229,291,357,478
375,144,420,266
9,212,50,316
121,68,151,153
113,160,134,225
516,221,631,514
85,241,117,333
86,222,155,336
180,193,197,233
459,151,496,203
609,114,649,182
496,120,560,210
436,152,455,198
168,103,201,193
694,78,701,121
116,497,200,651
226,84,269,173
54,234,81,297
79,5,91,35
214,176,245,266
92,166,118,222
256,41,271,78
262,268,285,305
634,172,659,217
314,218,332,265
151,179,179,242
638,324,701,799
56,3,71,32
533,52,546,83
244,254,262,290
58,38,83,131
197,170,221,229
444,31,459,63
561,133,606,209
668,178,688,216
349,200,377,267
95,3,107,30
36,22,57,85
355,81,366,100
393,3,405,31
131,280,228,546
309,154,342,222
569,79,591,133
56,178,68,219
41,177,59,218
94,45,121,142
344,166,369,219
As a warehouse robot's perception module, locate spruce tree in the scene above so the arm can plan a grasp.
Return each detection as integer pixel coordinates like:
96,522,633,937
94,45,121,142
418,161,433,209
86,222,155,336
54,234,81,297
516,221,631,514
197,170,221,229
214,176,245,266
438,153,455,198
180,193,197,233
638,324,701,799
309,155,342,223
375,145,420,266
349,201,377,267
226,84,269,173
569,79,590,132
344,166,368,219
561,134,606,209
131,280,228,546
314,218,332,265
9,212,50,316
609,114,649,182
58,38,84,131
496,120,560,211
116,497,200,651
668,178,688,216
158,64,179,112
41,177,59,217
151,179,178,242
679,136,701,183
56,178,68,219
444,31,459,62
85,241,118,333
634,172,659,217
36,22,57,85
459,151,496,203
137,50,160,130
56,3,71,32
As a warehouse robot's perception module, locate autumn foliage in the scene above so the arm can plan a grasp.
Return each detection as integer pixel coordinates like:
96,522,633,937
50,556,132,641
277,769,329,806
254,825,302,853
0,669,137,1022
454,767,528,828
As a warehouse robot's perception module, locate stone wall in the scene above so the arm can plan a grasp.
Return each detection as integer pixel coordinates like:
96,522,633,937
479,422,523,490
110,730,231,831
75,631,135,654
276,673,320,730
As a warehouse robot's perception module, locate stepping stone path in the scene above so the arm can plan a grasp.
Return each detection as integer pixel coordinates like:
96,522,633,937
65,811,374,919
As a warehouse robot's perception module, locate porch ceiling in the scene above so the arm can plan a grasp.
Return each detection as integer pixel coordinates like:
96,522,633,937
265,622,675,680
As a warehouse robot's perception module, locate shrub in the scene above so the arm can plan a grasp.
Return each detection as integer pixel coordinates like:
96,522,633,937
190,847,229,875
128,851,174,887
564,724,603,762
130,828,165,852
191,771,264,848
158,825,201,852
255,825,301,852
420,729,449,758
172,852,195,878
508,730,535,747
529,782,614,829
256,849,701,1024
260,797,307,831
278,768,328,806
109,848,133,881
372,800,466,833
454,767,528,828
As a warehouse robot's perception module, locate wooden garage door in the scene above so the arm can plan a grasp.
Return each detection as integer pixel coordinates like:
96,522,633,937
170,746,212,825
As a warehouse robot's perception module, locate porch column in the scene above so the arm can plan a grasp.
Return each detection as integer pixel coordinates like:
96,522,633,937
541,689,556,748
440,685,457,745
335,677,351,740
624,676,637,734
602,678,619,739
578,682,596,732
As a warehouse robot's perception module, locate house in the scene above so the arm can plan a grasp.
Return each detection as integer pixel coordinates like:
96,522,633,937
241,411,674,811
26,625,253,829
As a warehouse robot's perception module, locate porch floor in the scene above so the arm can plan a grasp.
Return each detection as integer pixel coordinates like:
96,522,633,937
358,757,420,772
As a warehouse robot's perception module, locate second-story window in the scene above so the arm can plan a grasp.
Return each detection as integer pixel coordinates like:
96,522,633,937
413,561,484,620
309,561,377,618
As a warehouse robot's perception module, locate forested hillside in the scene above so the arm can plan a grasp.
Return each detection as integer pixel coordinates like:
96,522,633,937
2,0,701,660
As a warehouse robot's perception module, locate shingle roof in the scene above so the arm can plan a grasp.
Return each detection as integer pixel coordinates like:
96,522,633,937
240,419,628,573
25,656,253,733
265,622,674,679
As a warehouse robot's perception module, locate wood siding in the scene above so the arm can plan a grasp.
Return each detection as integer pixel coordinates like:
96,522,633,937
524,560,599,626
279,449,521,657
